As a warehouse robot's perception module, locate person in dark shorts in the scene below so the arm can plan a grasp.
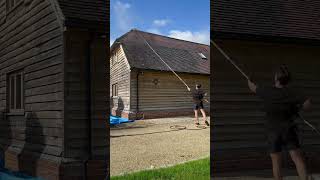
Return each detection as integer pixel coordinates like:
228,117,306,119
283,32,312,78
192,84,209,126
248,65,311,180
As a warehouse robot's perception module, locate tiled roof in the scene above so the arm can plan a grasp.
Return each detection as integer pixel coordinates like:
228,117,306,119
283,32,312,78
116,29,210,75
57,0,107,30
212,0,320,40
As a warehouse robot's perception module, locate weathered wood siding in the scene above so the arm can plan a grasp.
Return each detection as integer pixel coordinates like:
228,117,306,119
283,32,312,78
90,34,110,159
89,34,108,159
130,70,210,113
0,0,5,25
64,30,108,161
0,0,64,166
64,31,89,158
58,0,107,31
212,39,320,172
110,45,131,113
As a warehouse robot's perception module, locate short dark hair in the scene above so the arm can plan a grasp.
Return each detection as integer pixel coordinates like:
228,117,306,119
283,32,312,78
196,84,201,88
275,65,291,85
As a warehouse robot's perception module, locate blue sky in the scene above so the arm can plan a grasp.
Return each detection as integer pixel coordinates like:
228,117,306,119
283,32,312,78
110,0,210,45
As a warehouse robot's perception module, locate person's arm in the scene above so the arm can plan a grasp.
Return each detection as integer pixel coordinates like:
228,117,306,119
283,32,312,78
202,93,209,103
248,79,257,93
203,92,210,103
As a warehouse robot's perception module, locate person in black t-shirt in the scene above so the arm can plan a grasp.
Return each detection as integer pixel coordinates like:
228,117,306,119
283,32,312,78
248,65,311,180
192,84,209,126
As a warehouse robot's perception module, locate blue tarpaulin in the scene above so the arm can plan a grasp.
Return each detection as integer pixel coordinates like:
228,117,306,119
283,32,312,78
110,116,134,125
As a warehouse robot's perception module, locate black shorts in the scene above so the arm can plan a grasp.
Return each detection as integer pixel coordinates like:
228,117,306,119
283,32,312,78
267,126,300,153
193,102,204,110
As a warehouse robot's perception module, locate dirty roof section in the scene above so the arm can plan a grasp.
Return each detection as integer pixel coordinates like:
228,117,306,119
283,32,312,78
116,29,210,75
58,0,107,30
212,0,320,40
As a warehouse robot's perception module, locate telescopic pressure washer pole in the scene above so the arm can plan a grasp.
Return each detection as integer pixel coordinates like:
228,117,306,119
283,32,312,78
136,30,191,91
299,113,320,136
211,40,250,80
211,39,320,136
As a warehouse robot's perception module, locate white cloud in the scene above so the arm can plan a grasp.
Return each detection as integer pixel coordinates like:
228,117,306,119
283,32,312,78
153,19,170,27
168,30,210,45
113,1,132,32
146,28,162,35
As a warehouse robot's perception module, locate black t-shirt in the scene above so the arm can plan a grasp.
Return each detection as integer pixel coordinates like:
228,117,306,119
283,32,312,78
256,86,307,131
192,89,205,103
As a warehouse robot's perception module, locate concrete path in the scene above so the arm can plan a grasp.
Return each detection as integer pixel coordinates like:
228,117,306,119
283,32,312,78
110,116,210,176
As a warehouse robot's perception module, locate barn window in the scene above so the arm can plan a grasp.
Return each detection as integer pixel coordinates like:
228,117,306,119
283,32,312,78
7,70,24,113
6,0,22,12
198,53,207,59
112,83,118,97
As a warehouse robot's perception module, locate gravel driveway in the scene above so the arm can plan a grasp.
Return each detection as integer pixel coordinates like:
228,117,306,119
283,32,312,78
110,116,210,176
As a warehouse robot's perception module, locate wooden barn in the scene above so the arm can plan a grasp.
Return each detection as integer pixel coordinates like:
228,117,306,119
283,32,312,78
110,29,210,120
212,0,320,174
0,0,108,179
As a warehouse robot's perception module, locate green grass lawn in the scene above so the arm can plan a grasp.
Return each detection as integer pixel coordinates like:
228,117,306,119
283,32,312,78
111,157,210,180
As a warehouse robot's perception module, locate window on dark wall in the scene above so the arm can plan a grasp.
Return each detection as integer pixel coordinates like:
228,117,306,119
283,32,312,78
7,70,24,113
112,83,118,97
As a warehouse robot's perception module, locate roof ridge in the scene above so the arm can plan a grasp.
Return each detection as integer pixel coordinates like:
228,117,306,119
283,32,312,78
119,28,210,47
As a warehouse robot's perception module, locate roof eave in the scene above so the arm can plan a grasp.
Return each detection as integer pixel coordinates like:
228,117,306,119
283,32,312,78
130,67,210,75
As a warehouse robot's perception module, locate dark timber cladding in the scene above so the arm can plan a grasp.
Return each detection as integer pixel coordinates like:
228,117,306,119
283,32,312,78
0,0,107,179
212,0,320,174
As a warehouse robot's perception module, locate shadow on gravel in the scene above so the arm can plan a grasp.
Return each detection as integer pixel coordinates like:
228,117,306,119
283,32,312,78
110,122,158,130
111,126,208,138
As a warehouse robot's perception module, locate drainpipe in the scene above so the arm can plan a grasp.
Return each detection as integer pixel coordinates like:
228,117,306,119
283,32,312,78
136,70,139,119
84,33,93,180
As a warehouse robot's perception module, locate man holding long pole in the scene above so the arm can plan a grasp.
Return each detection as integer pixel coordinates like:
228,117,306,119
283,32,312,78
248,65,311,180
192,84,210,127
212,40,315,180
